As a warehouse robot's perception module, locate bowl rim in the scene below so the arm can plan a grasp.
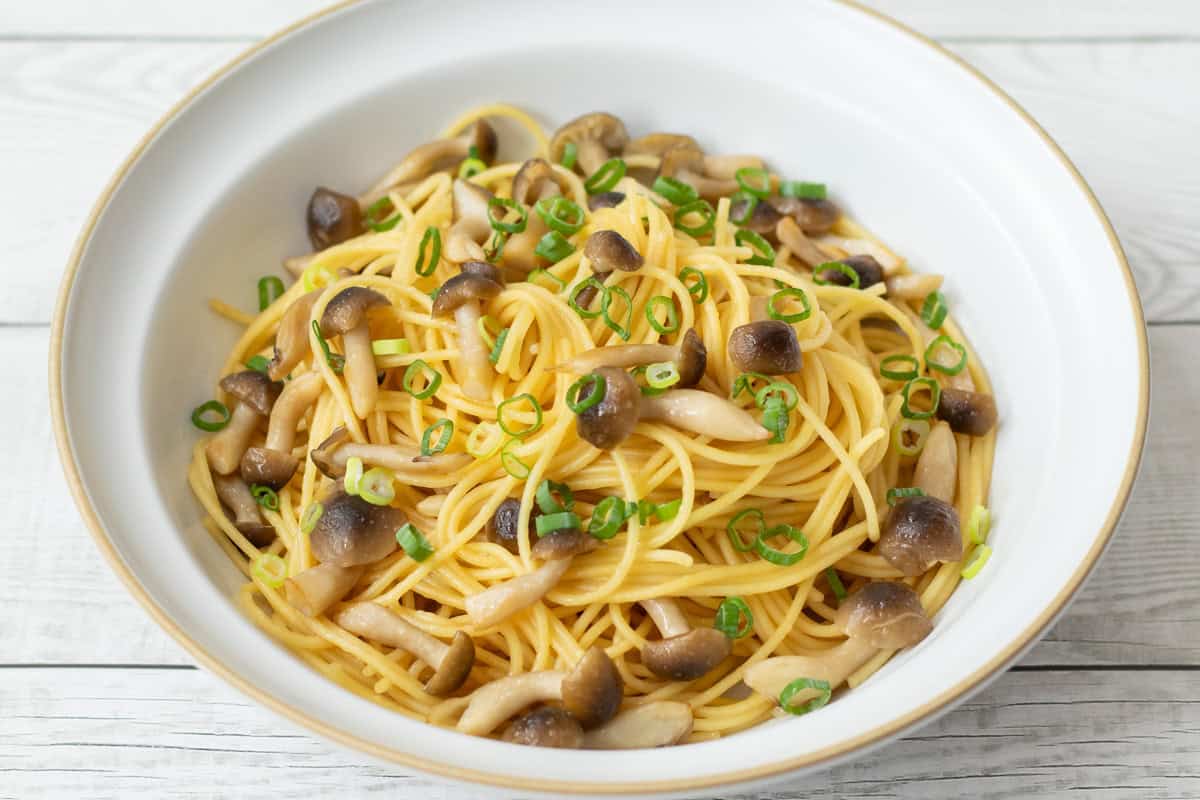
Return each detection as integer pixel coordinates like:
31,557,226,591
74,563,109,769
49,0,1150,794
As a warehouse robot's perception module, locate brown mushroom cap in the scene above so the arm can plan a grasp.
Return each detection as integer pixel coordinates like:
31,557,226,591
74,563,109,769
319,286,391,336
587,191,626,211
642,628,732,681
309,426,350,478
731,196,783,236
584,230,643,275
674,329,708,388
550,112,629,165
219,370,282,416
239,446,299,491
561,647,622,728
531,528,598,561
431,272,503,317
307,187,364,251
772,196,840,235
309,490,405,567
879,495,962,576
624,132,700,157
728,320,803,375
936,388,998,437
502,706,584,748
467,119,499,165
485,498,532,554
511,158,564,207
657,145,706,179
424,630,476,696
817,255,884,289
834,581,933,650
460,260,505,285
576,367,641,450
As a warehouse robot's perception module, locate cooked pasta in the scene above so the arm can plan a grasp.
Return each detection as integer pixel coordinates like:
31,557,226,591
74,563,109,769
187,105,998,748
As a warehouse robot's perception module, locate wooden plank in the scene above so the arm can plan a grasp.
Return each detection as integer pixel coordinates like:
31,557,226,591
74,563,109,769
2,666,1197,798
5,325,1195,666
865,0,1200,39
1,38,1197,325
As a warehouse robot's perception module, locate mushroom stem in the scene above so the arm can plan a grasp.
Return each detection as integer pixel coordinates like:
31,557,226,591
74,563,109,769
465,557,572,628
640,598,690,639
285,563,364,617
640,390,769,442
342,322,378,419
703,154,763,180
743,638,878,700
775,216,829,268
265,372,323,452
582,702,694,749
334,602,475,696
453,302,493,401
314,442,471,478
267,291,319,381
207,403,262,474
913,421,957,504
457,671,566,735
884,272,943,300
554,344,677,375
212,473,275,545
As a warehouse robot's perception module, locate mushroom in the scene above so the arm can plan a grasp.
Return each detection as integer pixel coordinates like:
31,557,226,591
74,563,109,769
309,490,405,567
309,427,472,479
266,290,319,381
744,581,932,705
319,286,392,418
878,494,962,576
510,158,568,206
639,598,732,680
624,132,700,157
576,229,644,308
334,602,475,696
771,196,840,235
307,187,364,251
587,191,626,211
206,370,282,475
774,215,829,268
912,421,957,504
284,562,364,617
574,366,641,449
531,527,598,561
457,646,621,735
936,388,998,437
728,320,803,375
465,558,572,628
884,272,944,300
446,179,495,263
484,498,531,553
554,329,707,388
364,120,498,204
657,145,738,200
550,112,629,176
502,706,584,748
730,196,783,238
815,255,884,290
431,268,503,401
582,702,694,749
212,473,276,546
240,371,324,490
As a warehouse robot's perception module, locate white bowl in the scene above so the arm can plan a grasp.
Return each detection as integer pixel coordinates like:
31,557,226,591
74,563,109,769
51,1,1148,796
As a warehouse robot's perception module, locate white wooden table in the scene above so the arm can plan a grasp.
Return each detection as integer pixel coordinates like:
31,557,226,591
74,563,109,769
4,2,1198,797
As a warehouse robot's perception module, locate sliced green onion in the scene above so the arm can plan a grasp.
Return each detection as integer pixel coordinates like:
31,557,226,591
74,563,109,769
257,276,285,311
754,381,799,410
366,209,402,232
886,487,926,506
754,524,809,566
892,418,931,457
500,438,530,480
925,334,968,376
191,400,231,432
779,677,832,716
362,196,392,227
766,287,812,323
728,191,759,225
396,522,433,562
566,373,606,414
588,496,631,540
631,364,668,397
568,276,606,319
251,553,287,588
487,196,528,234
645,296,680,334
825,568,847,601
528,268,565,292
359,467,396,506
534,230,575,263
560,141,578,170
414,226,442,277
420,418,454,456
458,156,487,179
760,395,789,444
714,596,754,639
673,199,716,237
921,290,949,329
731,372,771,401
967,505,992,545
735,166,772,199
465,421,503,458
300,502,323,534
650,498,682,522
901,377,941,420
372,338,411,356
489,327,510,365
635,499,655,525
311,320,345,375
726,509,765,552
880,354,920,381
477,315,501,349
735,229,776,266
536,479,575,514
780,181,827,200
584,157,626,194
343,456,364,495
497,393,543,437
483,230,507,262
402,360,442,399
535,196,586,236
814,261,861,289
961,543,992,579
601,285,633,340
678,267,709,303
245,355,270,374
250,485,279,510
645,361,680,390
652,175,699,206
301,261,335,292
536,511,582,537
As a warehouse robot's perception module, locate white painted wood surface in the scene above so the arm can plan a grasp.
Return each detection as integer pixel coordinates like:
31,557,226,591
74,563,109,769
4,2,1198,798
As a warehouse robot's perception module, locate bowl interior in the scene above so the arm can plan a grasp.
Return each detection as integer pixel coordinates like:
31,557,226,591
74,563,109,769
57,0,1145,795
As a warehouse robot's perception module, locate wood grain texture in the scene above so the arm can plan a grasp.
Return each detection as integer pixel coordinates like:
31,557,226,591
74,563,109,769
2,666,1197,799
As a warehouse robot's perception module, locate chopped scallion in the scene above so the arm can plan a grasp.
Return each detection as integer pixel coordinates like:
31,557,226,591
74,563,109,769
921,290,949,329
358,467,396,506
415,226,442,277
371,338,411,356
560,142,578,170
396,522,433,561
814,261,861,289
735,229,776,266
645,295,680,334
601,284,633,340
901,376,941,420
679,266,709,303
311,320,345,374
244,355,270,374
825,568,847,601
584,158,626,194
754,524,809,565
536,479,575,514
487,197,528,234
300,502,323,534
726,508,765,552
257,276,285,311
880,354,920,381
645,361,680,390
489,327,510,365
343,456,364,496
528,268,565,292
735,166,772,199
779,677,832,715
967,505,992,545
191,400,231,432
892,418,931,456
588,496,631,540
780,181,827,200
886,487,926,506
500,438,530,480
465,421,503,458
767,287,812,323
714,596,754,639
673,199,716,237
961,543,992,579
566,373,606,414
652,175,699,206
497,393,543,438
536,510,582,536
250,484,279,510
251,553,287,588
535,196,586,236
402,359,442,399
420,418,453,456
925,334,968,376
534,230,575,263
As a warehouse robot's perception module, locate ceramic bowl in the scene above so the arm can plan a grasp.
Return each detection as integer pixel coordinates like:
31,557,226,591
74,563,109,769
52,1,1148,796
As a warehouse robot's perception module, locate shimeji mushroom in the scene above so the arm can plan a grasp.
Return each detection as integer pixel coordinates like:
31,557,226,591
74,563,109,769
730,195,783,239
446,179,494,263
363,120,498,206
334,602,476,696
771,195,840,235
878,495,962,577
549,113,629,176
581,701,694,749
744,582,933,706
309,427,472,479
284,562,364,617
501,158,572,274
266,290,319,381
728,320,803,375
240,371,325,490
483,497,534,553
639,598,732,681
555,329,708,389
457,647,621,736
431,265,504,401
774,215,829,268
307,187,365,250
912,421,957,504
936,388,998,437
575,229,644,308
212,473,276,546
656,146,740,201
502,706,584,748
319,287,392,418
206,370,282,474
575,367,768,450
587,191,626,211
309,490,406,567
814,255,885,290
884,272,944,300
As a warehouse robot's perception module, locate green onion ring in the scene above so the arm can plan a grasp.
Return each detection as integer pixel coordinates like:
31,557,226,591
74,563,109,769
190,400,231,432
584,158,626,194
714,596,754,639
534,230,575,263
588,496,631,540
879,354,920,381
487,196,528,234
735,166,772,199
673,199,716,237
814,261,861,289
645,295,680,334
535,196,586,236
767,287,812,323
251,553,288,588
566,373,606,414
921,290,949,329
497,393,543,438
901,377,941,420
754,524,809,566
892,418,931,456
779,677,832,716
601,285,633,340
250,484,279,510
535,511,582,537
886,487,926,506
536,479,575,514
678,267,709,303
780,181,827,200
420,418,454,456
925,334,968,376
257,276,285,311
726,508,765,552
402,359,442,399
651,175,699,206
396,522,434,561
